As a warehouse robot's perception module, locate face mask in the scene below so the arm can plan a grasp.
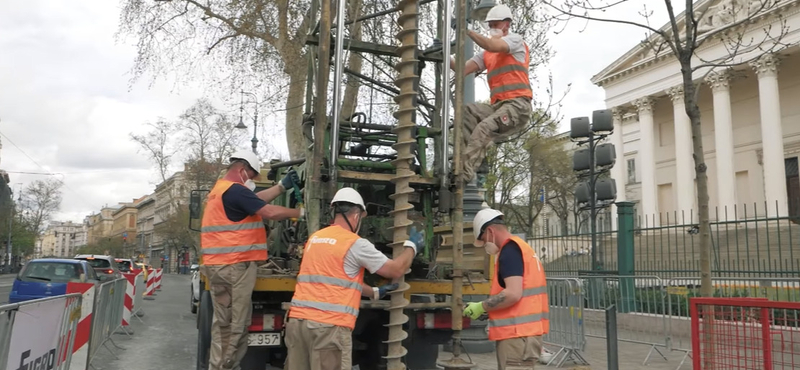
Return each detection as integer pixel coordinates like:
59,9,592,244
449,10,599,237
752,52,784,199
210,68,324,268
488,28,503,38
239,169,256,191
483,230,500,255
244,179,256,191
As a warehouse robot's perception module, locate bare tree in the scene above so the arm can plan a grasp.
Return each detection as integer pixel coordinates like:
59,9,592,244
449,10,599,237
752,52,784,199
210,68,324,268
20,179,63,235
130,119,176,183
543,0,793,296
178,99,243,188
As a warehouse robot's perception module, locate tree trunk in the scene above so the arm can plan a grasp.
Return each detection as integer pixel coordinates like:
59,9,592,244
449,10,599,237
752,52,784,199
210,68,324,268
285,69,308,160
340,0,364,120
682,69,713,297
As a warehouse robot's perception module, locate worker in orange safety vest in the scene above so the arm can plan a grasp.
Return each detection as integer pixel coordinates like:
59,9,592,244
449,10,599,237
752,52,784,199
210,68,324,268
200,149,303,370
284,187,423,370
463,208,549,370
450,4,533,184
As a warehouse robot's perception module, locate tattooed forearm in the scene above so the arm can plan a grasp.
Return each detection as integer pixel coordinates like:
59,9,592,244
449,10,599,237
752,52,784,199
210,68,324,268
484,292,506,309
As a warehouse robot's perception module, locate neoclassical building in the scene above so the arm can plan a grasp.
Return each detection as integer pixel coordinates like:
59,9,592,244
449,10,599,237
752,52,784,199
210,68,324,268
595,0,800,225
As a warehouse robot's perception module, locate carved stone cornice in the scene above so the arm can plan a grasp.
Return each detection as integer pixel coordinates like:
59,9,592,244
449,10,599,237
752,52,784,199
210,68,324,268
633,97,654,115
705,69,732,92
665,86,684,103
750,53,780,78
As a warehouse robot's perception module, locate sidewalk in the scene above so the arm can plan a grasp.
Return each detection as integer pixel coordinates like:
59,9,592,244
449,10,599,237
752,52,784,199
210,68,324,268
438,336,691,370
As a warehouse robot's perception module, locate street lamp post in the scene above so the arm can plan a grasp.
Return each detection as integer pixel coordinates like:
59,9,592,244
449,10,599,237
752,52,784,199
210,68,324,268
236,90,259,154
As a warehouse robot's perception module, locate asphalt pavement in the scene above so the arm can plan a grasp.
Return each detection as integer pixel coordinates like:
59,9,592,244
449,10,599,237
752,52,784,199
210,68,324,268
90,274,198,370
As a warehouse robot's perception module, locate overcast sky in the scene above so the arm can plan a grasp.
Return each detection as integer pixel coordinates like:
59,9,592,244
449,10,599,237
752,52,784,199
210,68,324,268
0,0,656,224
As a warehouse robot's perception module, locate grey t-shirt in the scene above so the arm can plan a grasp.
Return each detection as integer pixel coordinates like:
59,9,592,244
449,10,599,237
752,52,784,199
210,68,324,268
470,32,526,72
343,238,390,278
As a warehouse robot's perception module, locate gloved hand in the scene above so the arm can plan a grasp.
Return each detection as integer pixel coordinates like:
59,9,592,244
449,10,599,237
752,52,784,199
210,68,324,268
409,226,425,250
279,169,301,191
403,240,418,256
375,283,399,300
463,301,486,319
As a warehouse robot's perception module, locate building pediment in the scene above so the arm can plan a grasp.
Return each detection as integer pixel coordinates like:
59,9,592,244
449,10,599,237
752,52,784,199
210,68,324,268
591,0,795,87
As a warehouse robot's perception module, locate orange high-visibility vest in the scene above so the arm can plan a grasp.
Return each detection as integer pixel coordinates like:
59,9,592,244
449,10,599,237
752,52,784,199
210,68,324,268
289,225,364,329
487,236,549,341
484,43,532,104
200,180,268,265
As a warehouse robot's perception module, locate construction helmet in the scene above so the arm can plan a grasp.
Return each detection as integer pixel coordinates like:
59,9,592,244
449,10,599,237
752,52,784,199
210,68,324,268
230,150,262,175
331,187,366,211
484,4,513,22
473,208,504,242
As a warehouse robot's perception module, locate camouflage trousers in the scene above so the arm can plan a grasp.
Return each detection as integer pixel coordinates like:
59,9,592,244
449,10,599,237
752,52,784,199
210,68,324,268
457,97,532,183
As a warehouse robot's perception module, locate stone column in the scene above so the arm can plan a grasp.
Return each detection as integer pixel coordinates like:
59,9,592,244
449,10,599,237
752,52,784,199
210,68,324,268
750,54,788,217
666,85,696,221
609,108,627,230
633,97,658,226
705,70,737,219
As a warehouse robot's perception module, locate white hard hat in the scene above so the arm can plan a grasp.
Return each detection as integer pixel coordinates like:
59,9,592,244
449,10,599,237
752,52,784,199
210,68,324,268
485,4,513,22
331,187,366,210
230,150,262,175
473,208,504,245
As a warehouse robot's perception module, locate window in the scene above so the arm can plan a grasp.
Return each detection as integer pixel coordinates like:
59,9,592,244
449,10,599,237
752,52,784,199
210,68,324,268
627,158,637,184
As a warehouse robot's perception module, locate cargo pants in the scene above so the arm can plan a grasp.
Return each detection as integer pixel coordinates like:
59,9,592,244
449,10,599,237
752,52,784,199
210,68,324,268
458,97,532,183
284,318,352,370
496,335,542,370
203,261,257,370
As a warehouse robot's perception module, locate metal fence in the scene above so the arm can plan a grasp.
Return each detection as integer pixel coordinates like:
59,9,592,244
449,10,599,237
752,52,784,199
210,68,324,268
87,278,128,364
543,277,589,367
533,202,800,278
0,294,82,370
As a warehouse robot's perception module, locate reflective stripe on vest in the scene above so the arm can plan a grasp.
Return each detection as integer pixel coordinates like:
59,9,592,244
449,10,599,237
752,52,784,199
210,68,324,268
200,180,268,265
289,225,365,329
487,236,549,341
484,43,532,104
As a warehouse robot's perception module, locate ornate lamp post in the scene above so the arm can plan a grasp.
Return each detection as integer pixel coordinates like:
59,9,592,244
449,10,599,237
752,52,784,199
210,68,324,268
235,90,260,154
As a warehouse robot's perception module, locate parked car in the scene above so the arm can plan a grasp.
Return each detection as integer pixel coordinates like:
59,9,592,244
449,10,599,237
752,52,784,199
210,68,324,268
73,255,123,281
190,264,200,314
9,259,100,303
115,258,136,273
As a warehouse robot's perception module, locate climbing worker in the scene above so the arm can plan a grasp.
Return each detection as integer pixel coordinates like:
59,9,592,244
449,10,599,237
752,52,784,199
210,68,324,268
284,187,422,370
463,208,549,370
450,4,533,184
200,149,303,370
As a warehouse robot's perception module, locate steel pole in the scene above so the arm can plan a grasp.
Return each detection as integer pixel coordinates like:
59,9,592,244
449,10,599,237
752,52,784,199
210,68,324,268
440,0,452,187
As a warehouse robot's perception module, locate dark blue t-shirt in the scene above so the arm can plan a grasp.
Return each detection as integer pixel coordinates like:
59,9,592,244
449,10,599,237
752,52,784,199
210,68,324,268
497,240,524,289
221,183,267,222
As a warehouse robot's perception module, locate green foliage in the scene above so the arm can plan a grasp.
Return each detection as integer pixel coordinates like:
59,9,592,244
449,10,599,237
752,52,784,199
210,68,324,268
76,238,125,258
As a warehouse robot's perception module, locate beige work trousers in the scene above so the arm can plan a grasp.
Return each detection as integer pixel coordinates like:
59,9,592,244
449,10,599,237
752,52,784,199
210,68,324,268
203,261,257,370
284,318,353,370
496,335,543,370
459,97,532,183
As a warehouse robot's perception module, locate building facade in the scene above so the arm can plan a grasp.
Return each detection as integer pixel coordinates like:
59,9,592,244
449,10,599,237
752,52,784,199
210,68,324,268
85,207,118,245
111,198,145,259
592,1,800,225
152,171,188,270
135,196,156,262
39,221,87,257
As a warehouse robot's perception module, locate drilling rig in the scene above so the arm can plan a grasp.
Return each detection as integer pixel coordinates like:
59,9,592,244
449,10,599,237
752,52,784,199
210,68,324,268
190,0,502,368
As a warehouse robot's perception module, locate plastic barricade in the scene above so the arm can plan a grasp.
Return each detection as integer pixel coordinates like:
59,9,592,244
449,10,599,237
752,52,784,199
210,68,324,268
154,268,162,290
144,269,155,300
66,283,96,370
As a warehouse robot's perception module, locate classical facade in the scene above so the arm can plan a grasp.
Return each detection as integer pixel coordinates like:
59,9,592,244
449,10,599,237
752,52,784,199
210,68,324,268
594,0,800,225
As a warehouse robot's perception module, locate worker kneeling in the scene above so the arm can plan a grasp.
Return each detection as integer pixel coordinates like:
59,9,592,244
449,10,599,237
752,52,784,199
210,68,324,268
463,208,549,370
285,187,420,370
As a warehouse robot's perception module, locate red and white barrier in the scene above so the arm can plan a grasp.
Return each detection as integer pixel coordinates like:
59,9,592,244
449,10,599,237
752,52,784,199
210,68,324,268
155,268,163,290
144,268,156,300
122,273,137,327
67,282,96,370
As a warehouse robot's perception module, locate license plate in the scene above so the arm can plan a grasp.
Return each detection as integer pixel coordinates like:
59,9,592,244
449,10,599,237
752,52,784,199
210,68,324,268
247,332,281,347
